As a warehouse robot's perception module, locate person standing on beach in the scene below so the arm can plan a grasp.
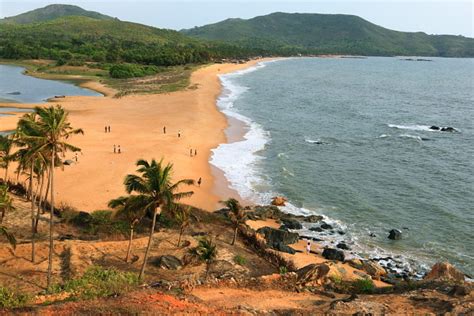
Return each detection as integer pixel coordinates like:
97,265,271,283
163,126,166,134
178,130,181,138
190,149,193,157
105,126,107,133
108,126,111,133
118,145,121,154
306,241,311,254
197,177,202,187
194,149,197,156
74,153,78,162
113,144,116,153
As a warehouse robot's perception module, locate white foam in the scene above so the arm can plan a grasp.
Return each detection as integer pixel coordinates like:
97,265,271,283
378,134,390,138
305,138,322,144
399,134,423,141
388,124,433,131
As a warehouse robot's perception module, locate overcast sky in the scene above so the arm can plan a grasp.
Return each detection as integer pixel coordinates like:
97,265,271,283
1,0,473,37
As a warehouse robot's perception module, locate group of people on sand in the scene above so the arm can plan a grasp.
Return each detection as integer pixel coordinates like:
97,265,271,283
113,144,121,154
104,125,111,133
189,148,198,157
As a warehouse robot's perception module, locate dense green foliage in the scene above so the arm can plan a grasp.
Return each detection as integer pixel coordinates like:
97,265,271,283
109,63,159,78
50,266,139,300
182,12,474,57
0,4,113,24
0,286,30,308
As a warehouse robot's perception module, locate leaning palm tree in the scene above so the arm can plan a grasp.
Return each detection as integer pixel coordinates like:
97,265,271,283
112,159,194,281
0,134,14,182
108,195,147,263
190,236,217,279
221,198,247,246
18,105,83,289
0,225,16,250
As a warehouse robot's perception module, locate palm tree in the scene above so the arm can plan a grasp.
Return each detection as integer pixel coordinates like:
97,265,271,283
0,225,16,250
0,184,15,224
221,198,247,246
190,236,217,279
112,159,194,281
108,195,147,263
173,205,192,247
0,134,13,182
18,105,83,289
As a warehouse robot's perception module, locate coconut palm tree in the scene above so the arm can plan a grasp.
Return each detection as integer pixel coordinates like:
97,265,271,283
0,225,16,250
190,236,217,279
108,195,147,263
112,158,194,281
18,105,83,289
0,134,13,182
0,184,15,224
173,205,192,247
221,198,247,246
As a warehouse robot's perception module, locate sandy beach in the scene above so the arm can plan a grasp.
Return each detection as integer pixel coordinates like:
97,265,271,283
0,60,268,211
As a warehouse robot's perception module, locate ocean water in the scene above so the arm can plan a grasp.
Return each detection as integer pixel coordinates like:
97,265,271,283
211,57,474,277
0,64,102,103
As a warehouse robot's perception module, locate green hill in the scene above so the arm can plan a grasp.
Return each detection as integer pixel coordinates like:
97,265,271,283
182,12,474,57
0,4,114,24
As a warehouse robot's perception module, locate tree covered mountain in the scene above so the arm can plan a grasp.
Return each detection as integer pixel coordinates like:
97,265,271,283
0,4,114,24
182,12,474,57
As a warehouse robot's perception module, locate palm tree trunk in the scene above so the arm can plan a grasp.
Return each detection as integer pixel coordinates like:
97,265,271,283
30,164,36,263
34,173,45,232
177,226,184,247
47,149,55,290
4,163,8,183
125,225,134,263
42,169,51,213
139,207,159,281
231,226,238,245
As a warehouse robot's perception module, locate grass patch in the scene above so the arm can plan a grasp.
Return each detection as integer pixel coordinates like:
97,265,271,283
0,286,30,308
233,255,247,266
50,266,139,300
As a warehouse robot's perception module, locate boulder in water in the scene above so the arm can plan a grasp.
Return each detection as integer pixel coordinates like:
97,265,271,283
322,248,345,261
336,242,350,250
440,127,456,132
424,262,465,282
321,223,333,230
388,229,402,240
271,196,287,206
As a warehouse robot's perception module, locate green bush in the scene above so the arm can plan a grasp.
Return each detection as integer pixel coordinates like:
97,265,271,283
233,255,247,266
51,266,139,300
353,278,375,294
279,266,288,275
109,63,159,79
0,286,30,308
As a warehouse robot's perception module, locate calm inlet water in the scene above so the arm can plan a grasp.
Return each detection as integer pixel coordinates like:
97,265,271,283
212,57,474,276
0,64,102,103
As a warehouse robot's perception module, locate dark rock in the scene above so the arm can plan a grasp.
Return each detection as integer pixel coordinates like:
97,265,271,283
322,248,345,261
300,215,323,223
257,227,299,247
281,218,303,230
449,285,470,296
310,227,323,232
440,127,456,132
320,223,333,230
191,231,207,237
299,235,324,242
430,125,440,130
369,233,376,237
337,231,345,235
58,234,74,241
274,243,297,254
336,242,350,250
388,229,402,240
63,159,74,165
151,255,182,270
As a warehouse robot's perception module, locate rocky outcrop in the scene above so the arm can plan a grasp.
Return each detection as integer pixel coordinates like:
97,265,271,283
271,196,287,206
322,248,345,262
296,263,331,286
151,255,183,270
320,223,333,230
256,226,299,254
336,242,350,250
424,262,465,282
388,229,402,240
281,218,302,230
361,260,387,280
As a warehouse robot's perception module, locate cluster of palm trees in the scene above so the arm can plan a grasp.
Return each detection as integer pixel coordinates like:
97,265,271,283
1,105,249,287
0,105,83,289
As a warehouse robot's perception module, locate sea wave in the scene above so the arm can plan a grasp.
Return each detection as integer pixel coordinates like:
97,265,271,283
388,124,433,131
399,134,423,141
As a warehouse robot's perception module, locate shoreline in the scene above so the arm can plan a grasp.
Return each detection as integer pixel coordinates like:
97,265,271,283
0,59,270,212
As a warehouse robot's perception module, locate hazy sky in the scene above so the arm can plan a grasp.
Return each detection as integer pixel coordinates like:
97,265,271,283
1,0,473,37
